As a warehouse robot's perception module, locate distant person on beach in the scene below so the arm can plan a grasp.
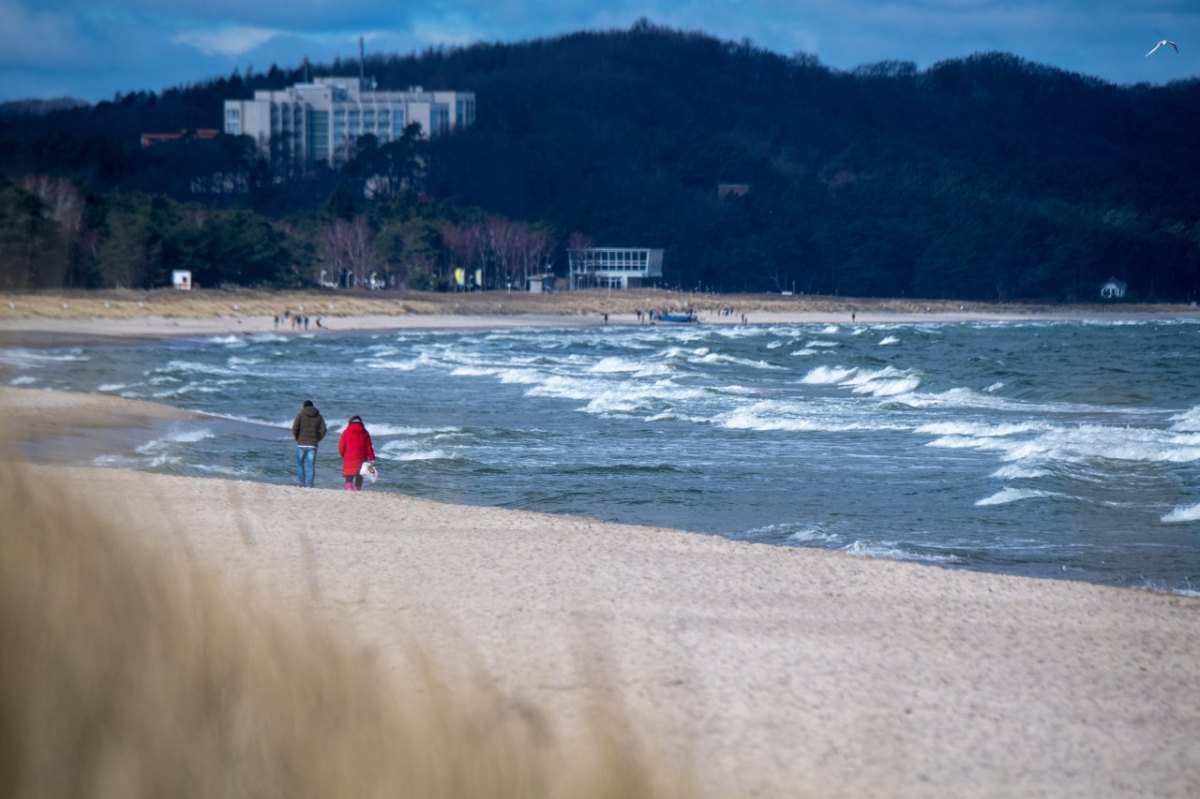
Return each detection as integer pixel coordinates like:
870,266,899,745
291,400,327,488
338,415,376,492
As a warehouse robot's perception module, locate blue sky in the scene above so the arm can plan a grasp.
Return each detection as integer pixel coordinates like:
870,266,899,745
0,0,1195,103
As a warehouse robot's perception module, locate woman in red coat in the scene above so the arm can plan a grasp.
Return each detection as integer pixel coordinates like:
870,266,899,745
338,415,376,491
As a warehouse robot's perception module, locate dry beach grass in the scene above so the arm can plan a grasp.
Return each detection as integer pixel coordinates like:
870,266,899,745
0,457,694,799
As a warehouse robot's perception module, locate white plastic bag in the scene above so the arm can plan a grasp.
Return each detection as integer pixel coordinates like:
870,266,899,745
360,462,378,483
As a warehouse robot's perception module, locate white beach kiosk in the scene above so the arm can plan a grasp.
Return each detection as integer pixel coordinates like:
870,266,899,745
172,270,193,290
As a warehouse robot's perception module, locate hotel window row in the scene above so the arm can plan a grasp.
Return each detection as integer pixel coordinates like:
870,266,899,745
223,77,475,167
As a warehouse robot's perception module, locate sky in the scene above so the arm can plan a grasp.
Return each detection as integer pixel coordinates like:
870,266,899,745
0,0,1196,104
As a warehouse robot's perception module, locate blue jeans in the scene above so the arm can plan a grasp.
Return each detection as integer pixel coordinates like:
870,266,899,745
296,446,317,487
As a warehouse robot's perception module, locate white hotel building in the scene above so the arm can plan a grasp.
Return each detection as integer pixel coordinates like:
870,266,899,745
223,77,475,167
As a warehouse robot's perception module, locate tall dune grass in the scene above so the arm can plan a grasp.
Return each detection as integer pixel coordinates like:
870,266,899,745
0,461,695,798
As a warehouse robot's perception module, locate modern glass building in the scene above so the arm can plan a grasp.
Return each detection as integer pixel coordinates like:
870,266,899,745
567,247,664,289
224,77,475,167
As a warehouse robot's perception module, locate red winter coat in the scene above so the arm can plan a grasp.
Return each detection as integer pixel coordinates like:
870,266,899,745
338,420,376,477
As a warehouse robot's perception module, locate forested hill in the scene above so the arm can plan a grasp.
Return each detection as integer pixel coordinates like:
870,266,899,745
2,22,1199,300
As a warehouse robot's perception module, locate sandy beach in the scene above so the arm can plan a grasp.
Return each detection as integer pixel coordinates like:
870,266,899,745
3,287,1198,341
2,294,1199,797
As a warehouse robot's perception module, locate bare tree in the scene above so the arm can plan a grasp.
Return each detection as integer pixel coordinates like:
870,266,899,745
567,231,595,289
20,175,80,287
22,176,82,238
440,221,484,290
441,219,558,291
487,218,521,290
319,216,377,288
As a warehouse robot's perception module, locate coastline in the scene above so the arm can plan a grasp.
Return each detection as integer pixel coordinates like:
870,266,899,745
2,288,1199,343
1,383,1198,796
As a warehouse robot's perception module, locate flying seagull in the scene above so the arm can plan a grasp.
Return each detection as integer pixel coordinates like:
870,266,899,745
1145,40,1179,57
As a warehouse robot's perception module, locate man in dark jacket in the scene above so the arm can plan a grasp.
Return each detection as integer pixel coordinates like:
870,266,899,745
291,399,327,487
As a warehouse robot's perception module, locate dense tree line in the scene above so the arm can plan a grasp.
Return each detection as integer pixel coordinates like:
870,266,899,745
1,22,1198,300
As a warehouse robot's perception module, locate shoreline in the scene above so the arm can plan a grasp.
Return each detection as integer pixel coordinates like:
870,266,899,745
1,387,1198,796
2,288,1199,343
3,382,1194,596
2,308,1197,345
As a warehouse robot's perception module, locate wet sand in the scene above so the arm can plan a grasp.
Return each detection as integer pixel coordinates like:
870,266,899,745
0,383,1197,798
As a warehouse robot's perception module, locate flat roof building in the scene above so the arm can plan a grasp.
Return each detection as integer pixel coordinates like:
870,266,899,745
568,247,664,290
223,77,475,167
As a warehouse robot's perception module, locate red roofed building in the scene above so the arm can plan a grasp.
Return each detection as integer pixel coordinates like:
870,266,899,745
140,128,220,148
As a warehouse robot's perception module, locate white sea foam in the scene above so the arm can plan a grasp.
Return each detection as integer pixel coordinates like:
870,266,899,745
92,453,146,468
97,383,127,392
156,360,235,377
378,441,460,461
356,423,459,437
1161,502,1200,523
0,348,88,368
9,376,37,385
1169,405,1200,432
851,375,920,397
451,365,497,377
812,364,922,397
990,463,1050,479
878,335,900,346
202,411,288,428
590,357,671,378
718,401,907,433
917,421,1047,438
800,365,857,385
976,487,1065,506
803,340,839,349
842,540,961,564
365,359,419,371
590,356,644,374
496,368,546,385
152,386,221,398
925,435,1018,453
135,428,214,454
583,381,705,415
1000,424,1200,467
785,527,844,546
526,375,593,401
713,384,759,396
688,351,781,370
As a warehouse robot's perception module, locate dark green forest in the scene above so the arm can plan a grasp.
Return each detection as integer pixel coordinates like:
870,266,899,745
2,21,1198,301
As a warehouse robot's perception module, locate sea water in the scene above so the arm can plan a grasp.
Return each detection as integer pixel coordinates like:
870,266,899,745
4,319,1199,595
